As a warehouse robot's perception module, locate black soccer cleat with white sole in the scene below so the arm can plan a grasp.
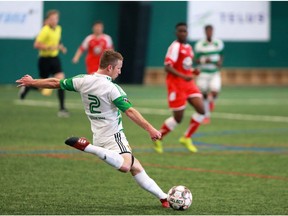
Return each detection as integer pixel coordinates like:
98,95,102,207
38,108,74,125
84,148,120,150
65,137,90,151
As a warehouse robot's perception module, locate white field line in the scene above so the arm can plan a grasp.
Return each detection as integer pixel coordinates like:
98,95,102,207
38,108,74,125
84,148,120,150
211,112,288,123
137,99,288,105
14,99,288,123
137,107,288,123
216,99,288,105
14,99,83,109
25,98,287,105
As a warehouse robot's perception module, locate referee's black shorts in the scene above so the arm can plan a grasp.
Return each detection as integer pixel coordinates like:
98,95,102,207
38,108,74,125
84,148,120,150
38,56,63,78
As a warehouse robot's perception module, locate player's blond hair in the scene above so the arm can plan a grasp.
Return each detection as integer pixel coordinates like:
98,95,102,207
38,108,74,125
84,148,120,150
100,50,123,69
45,10,60,19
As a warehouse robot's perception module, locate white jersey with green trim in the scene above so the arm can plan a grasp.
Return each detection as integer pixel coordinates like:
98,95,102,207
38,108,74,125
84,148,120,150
60,73,132,141
195,39,224,73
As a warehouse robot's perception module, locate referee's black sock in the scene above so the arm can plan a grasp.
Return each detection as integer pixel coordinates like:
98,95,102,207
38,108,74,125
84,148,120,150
19,86,33,100
57,89,65,110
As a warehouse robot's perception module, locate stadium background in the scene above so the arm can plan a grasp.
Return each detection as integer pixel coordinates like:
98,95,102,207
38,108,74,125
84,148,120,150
0,1,288,85
1,2,288,214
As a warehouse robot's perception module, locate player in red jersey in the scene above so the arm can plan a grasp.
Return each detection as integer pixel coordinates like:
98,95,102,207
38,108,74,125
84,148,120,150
153,22,205,154
72,21,113,74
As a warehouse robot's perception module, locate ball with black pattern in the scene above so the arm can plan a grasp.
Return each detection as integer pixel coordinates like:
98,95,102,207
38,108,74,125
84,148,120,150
167,185,192,210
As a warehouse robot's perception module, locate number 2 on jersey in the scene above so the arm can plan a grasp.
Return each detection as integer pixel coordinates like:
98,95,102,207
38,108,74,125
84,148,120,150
88,94,101,113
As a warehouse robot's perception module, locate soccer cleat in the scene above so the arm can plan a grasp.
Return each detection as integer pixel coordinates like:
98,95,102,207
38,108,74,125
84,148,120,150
65,137,90,151
41,88,53,96
160,198,170,208
58,109,70,118
153,139,163,154
179,136,198,153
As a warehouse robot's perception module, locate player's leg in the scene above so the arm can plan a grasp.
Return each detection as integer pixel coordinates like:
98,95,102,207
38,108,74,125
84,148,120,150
159,109,184,138
209,72,222,114
161,86,187,137
202,93,211,124
153,109,184,154
130,157,169,208
196,73,211,123
186,96,205,134
65,132,135,172
18,57,46,100
51,57,69,117
179,96,204,153
187,95,205,136
153,88,186,153
65,136,127,170
179,84,205,152
54,71,66,113
18,85,33,100
38,57,54,97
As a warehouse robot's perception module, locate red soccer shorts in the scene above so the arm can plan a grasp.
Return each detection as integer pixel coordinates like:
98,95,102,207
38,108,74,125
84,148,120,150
166,80,202,110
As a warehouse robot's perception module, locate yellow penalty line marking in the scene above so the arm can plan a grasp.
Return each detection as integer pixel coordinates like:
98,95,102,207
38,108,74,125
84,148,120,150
14,99,288,123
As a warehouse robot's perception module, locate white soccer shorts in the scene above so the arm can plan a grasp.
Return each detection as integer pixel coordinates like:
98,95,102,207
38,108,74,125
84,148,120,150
93,131,132,154
196,72,222,93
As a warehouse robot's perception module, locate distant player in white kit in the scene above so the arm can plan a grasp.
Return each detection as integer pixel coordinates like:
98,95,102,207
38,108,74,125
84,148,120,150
16,50,169,208
195,25,224,124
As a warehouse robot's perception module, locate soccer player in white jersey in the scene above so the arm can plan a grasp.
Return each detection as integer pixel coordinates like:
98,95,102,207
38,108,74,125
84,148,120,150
16,50,170,208
195,25,224,124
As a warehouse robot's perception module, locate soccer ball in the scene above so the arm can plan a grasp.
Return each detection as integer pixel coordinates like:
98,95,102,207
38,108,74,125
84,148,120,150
167,185,192,210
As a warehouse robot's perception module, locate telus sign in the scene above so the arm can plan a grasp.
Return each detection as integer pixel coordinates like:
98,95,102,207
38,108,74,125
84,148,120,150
187,1,270,41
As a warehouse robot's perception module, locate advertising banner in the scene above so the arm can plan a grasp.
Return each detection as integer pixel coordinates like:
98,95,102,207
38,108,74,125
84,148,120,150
0,1,43,39
187,1,270,41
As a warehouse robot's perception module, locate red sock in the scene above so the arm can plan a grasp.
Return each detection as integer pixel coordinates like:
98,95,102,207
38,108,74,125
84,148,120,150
159,124,171,139
209,101,215,112
184,118,201,138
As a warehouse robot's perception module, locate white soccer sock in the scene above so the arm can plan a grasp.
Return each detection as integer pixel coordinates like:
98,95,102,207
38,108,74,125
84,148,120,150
165,116,178,130
204,99,210,118
84,144,124,169
192,112,205,123
133,170,167,199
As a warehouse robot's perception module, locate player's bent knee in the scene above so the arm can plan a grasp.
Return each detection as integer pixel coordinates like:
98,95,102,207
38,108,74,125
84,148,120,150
119,164,131,173
119,154,135,173
199,109,205,115
173,114,183,123
118,153,134,173
202,93,208,99
130,158,144,176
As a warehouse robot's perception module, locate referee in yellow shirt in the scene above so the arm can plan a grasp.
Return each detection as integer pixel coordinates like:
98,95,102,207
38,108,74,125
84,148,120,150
19,10,69,117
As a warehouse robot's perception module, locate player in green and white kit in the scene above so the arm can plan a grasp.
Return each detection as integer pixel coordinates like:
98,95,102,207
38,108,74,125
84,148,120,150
16,50,170,208
195,25,224,124
60,73,133,153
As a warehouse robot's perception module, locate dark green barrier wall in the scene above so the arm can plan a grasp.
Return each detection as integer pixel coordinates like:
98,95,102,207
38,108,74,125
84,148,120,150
1,1,287,84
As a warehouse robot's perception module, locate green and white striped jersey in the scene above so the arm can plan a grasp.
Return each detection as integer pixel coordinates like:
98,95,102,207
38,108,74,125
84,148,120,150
195,39,224,73
60,73,132,141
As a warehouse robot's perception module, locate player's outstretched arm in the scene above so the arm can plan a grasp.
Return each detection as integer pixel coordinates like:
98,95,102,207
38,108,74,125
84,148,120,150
16,75,61,89
125,107,161,141
72,48,83,64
